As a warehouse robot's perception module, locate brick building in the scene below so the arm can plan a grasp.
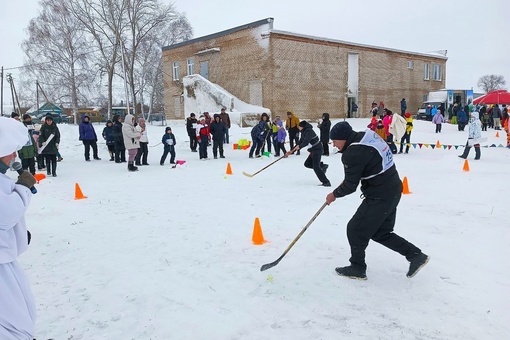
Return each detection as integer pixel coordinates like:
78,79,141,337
162,18,447,121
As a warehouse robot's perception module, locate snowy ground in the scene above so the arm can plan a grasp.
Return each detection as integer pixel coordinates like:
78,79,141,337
12,117,509,339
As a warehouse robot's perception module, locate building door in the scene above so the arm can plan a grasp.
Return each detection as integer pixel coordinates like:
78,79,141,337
200,61,209,79
347,54,359,118
248,80,263,106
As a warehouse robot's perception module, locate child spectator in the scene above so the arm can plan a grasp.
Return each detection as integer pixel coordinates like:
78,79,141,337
102,120,115,161
432,109,444,133
160,127,176,165
274,119,287,157
399,112,413,154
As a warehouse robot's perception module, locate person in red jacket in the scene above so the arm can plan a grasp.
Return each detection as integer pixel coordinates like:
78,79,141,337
196,115,211,160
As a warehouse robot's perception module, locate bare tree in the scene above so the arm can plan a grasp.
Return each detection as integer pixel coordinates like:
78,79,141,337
477,74,506,93
68,0,127,119
22,0,95,123
134,13,193,119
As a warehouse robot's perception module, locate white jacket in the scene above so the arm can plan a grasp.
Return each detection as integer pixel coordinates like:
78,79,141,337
0,173,36,339
122,114,142,150
389,113,407,141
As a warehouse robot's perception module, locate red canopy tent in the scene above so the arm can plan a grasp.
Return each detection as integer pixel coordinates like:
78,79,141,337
473,90,510,105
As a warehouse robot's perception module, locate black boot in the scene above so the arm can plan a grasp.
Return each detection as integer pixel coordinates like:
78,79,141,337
335,265,367,280
474,147,481,160
128,162,138,172
407,253,429,278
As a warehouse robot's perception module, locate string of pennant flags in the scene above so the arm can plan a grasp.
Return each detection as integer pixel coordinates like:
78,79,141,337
394,141,508,150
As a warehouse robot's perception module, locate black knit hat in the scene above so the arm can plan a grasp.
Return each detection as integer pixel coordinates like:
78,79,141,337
298,120,307,127
330,122,353,140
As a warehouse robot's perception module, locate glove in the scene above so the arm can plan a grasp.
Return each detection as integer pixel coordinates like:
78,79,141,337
16,171,37,189
55,143,59,149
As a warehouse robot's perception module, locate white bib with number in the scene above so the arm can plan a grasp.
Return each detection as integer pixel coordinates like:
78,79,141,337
351,130,394,180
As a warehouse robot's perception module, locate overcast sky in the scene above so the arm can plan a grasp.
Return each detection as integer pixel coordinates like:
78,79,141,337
1,0,509,101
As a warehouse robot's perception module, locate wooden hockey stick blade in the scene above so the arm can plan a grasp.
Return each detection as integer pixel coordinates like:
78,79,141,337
259,202,328,272
242,171,254,177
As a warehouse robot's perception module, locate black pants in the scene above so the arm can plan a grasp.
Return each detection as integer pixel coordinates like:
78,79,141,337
460,140,481,159
107,144,115,159
212,139,224,158
289,130,300,152
303,150,329,184
386,134,397,154
399,132,411,153
160,146,175,164
274,141,286,156
347,192,421,269
322,141,329,156
114,146,126,162
37,154,45,169
82,140,99,160
189,135,197,151
435,124,442,133
249,138,263,157
198,136,208,159
21,157,36,175
135,142,149,165
44,154,57,175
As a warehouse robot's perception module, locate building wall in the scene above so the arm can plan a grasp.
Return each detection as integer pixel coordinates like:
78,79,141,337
162,23,272,119
268,33,446,119
163,22,446,121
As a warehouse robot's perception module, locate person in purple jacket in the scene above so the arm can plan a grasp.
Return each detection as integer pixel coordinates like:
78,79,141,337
79,115,101,161
432,109,445,133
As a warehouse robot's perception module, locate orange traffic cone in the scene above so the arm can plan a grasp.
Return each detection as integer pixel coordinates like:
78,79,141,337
402,176,411,194
74,183,87,200
226,162,233,175
436,140,441,148
34,173,46,184
252,217,267,245
462,159,470,172
496,131,500,138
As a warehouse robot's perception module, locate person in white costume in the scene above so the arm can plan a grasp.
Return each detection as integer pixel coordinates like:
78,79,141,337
0,116,37,339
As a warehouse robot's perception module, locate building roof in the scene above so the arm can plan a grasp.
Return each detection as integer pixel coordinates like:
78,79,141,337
162,18,274,51
162,17,447,61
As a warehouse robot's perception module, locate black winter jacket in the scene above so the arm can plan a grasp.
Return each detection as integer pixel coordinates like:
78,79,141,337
333,131,401,199
318,113,331,142
297,122,322,152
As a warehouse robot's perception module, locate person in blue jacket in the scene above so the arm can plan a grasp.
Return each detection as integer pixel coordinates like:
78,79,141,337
79,115,101,161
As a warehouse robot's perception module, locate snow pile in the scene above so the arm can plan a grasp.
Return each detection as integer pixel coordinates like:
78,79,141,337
182,74,271,125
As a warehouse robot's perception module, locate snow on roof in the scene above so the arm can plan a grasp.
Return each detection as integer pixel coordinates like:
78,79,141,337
182,74,271,125
270,29,448,60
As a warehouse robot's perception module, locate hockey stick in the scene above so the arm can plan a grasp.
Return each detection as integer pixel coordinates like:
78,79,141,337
260,202,328,271
242,155,285,178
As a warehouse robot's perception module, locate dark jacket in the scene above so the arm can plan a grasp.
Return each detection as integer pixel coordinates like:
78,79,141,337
79,115,98,141
209,118,226,141
102,121,115,145
162,133,176,150
333,131,401,200
317,113,331,142
112,115,125,149
39,122,61,155
186,117,197,137
219,112,231,129
251,121,267,141
297,122,321,152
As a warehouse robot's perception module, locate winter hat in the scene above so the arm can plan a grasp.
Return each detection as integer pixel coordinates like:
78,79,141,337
0,116,29,157
22,114,31,120
298,120,307,128
165,127,172,132
190,113,195,117
45,114,53,121
330,121,353,140
199,115,205,120
405,112,411,118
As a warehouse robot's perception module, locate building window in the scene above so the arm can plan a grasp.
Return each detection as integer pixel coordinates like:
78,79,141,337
432,64,442,81
407,61,414,69
187,58,194,75
424,63,430,80
173,61,179,80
